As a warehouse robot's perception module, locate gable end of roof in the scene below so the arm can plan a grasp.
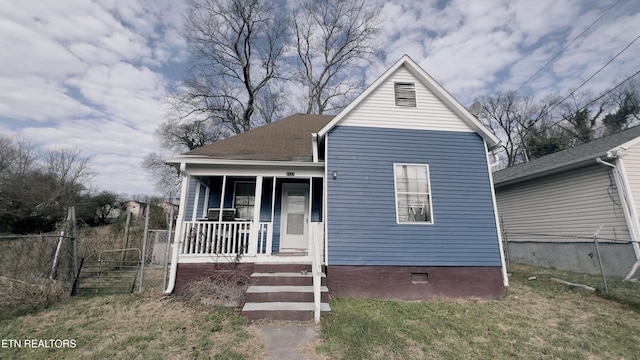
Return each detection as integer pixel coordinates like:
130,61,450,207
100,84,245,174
318,55,501,150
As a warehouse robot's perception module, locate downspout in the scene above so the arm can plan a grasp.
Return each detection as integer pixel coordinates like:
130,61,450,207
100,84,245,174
164,163,191,295
485,142,509,287
596,157,640,263
323,135,329,266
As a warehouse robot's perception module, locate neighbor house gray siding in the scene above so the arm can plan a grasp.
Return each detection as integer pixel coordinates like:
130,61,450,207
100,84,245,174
326,125,501,266
623,142,640,227
496,164,630,240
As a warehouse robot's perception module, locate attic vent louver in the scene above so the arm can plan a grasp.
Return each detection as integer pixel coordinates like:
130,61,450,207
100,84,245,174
394,82,416,107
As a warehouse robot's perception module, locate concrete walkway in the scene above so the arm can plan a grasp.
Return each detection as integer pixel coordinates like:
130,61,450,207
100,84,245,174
256,323,324,360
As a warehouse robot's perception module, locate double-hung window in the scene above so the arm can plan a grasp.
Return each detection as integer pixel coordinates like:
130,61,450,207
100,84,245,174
394,164,433,224
234,181,255,220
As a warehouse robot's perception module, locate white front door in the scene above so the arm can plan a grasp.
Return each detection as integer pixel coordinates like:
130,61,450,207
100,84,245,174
280,183,309,251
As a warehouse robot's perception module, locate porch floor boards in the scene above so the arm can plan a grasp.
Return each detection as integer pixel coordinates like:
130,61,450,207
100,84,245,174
241,264,331,321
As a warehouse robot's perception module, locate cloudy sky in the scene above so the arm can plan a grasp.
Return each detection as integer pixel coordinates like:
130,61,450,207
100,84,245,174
1,0,639,196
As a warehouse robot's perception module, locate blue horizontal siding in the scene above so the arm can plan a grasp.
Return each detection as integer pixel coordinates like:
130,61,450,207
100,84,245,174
327,126,500,267
197,184,206,218
183,178,197,220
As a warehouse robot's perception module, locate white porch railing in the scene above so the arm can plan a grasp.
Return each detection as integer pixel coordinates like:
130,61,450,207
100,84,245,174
180,221,272,257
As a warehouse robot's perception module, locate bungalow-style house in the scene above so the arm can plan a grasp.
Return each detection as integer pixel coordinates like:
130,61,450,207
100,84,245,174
493,126,640,278
164,55,508,320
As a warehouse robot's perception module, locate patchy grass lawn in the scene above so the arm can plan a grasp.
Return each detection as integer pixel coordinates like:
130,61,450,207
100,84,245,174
0,292,265,360
2,263,640,359
319,264,640,359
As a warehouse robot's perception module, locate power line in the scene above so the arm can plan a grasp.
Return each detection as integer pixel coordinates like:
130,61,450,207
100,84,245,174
532,69,640,139
491,69,640,161
515,0,620,94
535,33,640,122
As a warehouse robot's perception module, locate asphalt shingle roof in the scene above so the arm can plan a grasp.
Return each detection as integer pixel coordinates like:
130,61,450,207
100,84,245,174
493,125,640,186
184,114,334,162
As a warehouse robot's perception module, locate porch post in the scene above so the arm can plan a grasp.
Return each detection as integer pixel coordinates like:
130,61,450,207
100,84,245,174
268,177,276,254
248,176,263,256
308,178,313,251
218,176,227,222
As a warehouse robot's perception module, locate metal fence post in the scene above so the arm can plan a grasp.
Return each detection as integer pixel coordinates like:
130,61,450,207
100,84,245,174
593,225,609,294
139,204,151,292
120,211,132,267
500,216,510,271
70,206,78,286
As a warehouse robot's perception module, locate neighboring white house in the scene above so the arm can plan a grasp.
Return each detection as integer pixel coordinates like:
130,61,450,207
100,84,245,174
121,200,147,220
493,126,640,278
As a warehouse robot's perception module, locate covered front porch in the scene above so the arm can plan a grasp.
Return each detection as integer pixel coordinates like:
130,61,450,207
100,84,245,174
175,167,326,264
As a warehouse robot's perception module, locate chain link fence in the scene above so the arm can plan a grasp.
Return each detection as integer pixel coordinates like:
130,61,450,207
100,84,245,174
0,233,76,315
142,229,174,292
503,229,640,305
0,205,176,316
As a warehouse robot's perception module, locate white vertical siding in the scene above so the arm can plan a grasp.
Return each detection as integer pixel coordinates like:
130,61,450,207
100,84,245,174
623,142,640,226
496,165,631,240
339,66,475,133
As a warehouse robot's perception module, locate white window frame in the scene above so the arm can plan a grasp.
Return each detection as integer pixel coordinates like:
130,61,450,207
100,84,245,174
393,163,434,224
394,82,417,107
233,180,256,220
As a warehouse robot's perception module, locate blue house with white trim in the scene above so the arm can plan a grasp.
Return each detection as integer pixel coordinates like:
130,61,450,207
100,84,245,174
164,55,508,320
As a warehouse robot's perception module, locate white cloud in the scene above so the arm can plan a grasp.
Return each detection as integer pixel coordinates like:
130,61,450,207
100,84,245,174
1,0,639,195
373,0,640,104
0,76,95,121
0,0,184,194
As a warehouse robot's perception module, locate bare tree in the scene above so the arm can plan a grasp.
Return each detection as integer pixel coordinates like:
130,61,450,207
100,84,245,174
0,136,40,232
602,76,640,134
0,139,96,233
292,0,383,114
478,91,555,167
171,0,288,136
41,148,95,215
558,92,606,145
142,152,183,196
156,116,227,153
0,136,37,178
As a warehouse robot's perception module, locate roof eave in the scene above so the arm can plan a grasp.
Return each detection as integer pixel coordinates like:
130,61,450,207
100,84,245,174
494,155,615,188
165,155,324,167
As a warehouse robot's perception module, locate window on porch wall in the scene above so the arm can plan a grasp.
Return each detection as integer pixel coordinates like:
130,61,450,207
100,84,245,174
234,181,256,220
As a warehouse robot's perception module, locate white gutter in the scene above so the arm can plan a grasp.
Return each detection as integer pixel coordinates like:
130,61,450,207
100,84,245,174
165,157,324,167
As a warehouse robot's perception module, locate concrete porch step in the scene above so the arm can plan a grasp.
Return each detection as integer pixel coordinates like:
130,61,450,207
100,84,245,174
247,285,328,292
250,272,326,286
241,302,331,321
245,285,329,302
241,265,331,321
252,263,312,273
